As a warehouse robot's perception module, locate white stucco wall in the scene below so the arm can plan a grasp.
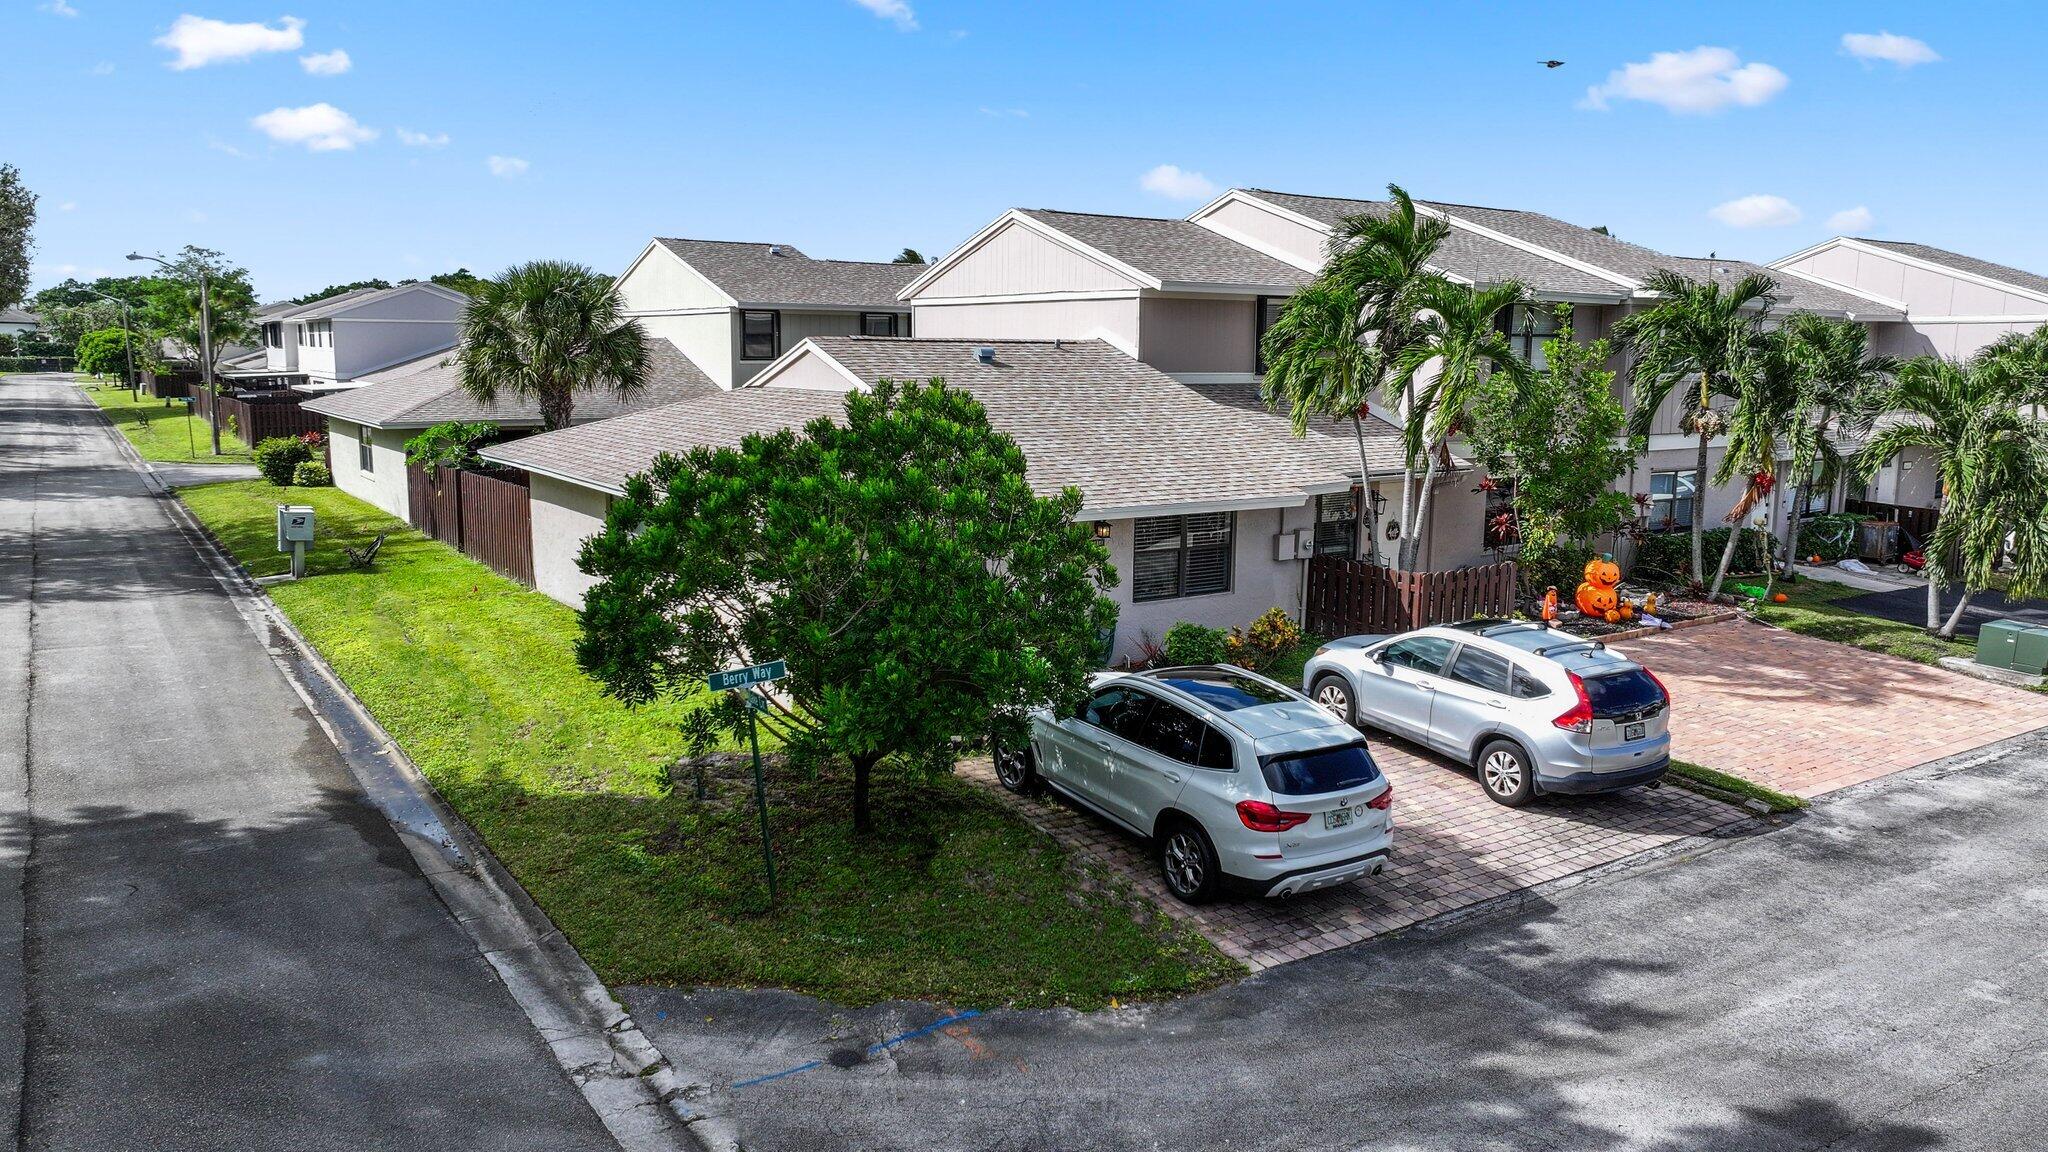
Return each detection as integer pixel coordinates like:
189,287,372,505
332,320,458,380
1138,297,1257,376
1102,503,1317,660
917,220,1139,298
528,473,610,608
327,419,411,520
910,298,1142,353
1190,199,1326,269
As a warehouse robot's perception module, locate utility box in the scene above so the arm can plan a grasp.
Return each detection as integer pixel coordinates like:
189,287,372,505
1972,619,2048,673
2014,626,2048,676
276,505,315,551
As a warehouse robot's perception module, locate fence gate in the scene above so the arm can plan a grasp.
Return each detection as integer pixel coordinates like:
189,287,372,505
1305,557,1519,636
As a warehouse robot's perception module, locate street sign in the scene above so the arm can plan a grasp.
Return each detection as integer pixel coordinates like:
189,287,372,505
707,659,787,693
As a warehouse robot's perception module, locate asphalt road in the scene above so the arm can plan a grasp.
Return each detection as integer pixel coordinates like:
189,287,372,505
632,732,2048,1151
0,375,617,1150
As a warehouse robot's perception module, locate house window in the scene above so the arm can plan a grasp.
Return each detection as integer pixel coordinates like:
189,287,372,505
1648,469,1697,530
860,312,899,338
741,311,780,360
264,323,282,348
359,434,374,474
1132,512,1235,602
1254,295,1287,374
1499,304,1563,369
1313,492,1357,556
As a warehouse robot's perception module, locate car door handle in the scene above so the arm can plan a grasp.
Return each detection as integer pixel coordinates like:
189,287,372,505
1417,682,1435,692
1486,698,1507,709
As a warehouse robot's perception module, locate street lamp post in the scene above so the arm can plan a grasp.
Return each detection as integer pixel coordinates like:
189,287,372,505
126,252,220,456
85,289,138,402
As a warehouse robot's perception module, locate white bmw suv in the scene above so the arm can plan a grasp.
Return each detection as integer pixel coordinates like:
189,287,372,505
995,665,1394,904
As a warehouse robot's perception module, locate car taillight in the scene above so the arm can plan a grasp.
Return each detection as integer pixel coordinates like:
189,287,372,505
1366,784,1393,811
1644,667,1670,703
1236,799,1311,832
1553,672,1594,733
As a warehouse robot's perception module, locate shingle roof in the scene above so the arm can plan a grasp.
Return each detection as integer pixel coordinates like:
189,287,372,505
1856,238,2048,300
303,337,717,429
1018,209,1308,290
652,239,918,308
1661,257,1903,320
485,337,1375,515
0,307,35,325
1241,190,1630,300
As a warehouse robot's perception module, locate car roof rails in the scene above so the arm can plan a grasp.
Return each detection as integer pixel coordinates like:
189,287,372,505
1530,638,1607,658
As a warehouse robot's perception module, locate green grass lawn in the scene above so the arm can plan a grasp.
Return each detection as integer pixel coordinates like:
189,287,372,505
1745,576,1975,668
83,381,254,462
177,479,1233,1007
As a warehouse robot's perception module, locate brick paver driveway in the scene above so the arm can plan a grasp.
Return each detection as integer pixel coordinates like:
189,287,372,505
1616,618,2048,798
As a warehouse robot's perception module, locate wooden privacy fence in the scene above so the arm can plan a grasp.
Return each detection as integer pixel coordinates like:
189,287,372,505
405,462,535,586
1305,556,1519,637
192,389,328,444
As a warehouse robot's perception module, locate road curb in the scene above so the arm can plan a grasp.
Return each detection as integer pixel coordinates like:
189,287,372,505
100,406,740,1151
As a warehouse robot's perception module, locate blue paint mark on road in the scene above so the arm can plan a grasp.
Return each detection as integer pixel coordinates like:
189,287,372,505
731,1010,985,1089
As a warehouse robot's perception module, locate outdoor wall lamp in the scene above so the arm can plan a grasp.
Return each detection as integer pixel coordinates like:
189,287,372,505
1093,521,1113,540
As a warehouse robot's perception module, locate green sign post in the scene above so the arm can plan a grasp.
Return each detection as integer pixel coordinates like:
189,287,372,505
710,660,787,904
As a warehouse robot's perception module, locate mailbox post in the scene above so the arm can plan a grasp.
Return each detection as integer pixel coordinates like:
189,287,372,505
276,505,315,579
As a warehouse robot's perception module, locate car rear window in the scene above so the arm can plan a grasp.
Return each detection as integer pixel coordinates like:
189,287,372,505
1259,741,1383,796
1582,670,1664,716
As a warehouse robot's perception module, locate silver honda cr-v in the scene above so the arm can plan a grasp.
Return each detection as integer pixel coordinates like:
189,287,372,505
1300,620,1671,806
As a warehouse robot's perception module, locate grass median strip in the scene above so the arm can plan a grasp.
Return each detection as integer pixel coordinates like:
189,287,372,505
1666,760,1808,814
84,381,255,462
1744,577,1973,668
177,479,1234,1007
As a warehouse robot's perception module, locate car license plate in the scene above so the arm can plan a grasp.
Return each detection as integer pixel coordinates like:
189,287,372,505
1323,807,1353,830
1623,721,1646,742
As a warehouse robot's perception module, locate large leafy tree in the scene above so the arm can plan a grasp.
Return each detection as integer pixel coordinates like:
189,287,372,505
1389,279,1532,569
1774,314,1893,580
1615,269,1777,584
1463,310,1638,592
1857,343,2048,635
293,278,391,304
140,245,259,374
458,260,648,431
0,164,35,310
577,379,1118,832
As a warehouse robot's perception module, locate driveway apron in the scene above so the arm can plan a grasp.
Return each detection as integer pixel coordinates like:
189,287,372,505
0,376,616,1151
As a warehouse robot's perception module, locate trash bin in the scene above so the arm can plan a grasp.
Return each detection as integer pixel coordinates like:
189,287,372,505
1855,519,1899,563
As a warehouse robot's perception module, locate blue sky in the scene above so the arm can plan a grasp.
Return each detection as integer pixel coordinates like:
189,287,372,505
5,2,2037,300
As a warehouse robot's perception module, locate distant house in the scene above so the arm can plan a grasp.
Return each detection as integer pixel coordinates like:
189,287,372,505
612,239,917,388
302,338,715,521
0,307,37,338
223,282,468,394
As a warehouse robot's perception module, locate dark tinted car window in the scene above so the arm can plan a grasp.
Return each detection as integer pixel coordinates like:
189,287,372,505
1511,667,1551,699
1084,687,1155,743
1140,700,1209,766
1196,727,1235,771
1582,670,1664,716
1446,646,1511,694
1380,636,1454,674
1260,742,1384,796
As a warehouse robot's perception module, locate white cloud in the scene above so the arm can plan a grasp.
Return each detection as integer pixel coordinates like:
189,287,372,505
1842,32,1940,67
977,106,1028,118
42,1,80,17
1139,163,1217,201
852,0,917,31
206,136,249,158
397,127,450,148
157,14,305,70
1827,205,1875,232
58,201,76,212
89,61,115,75
250,103,376,151
1581,46,1788,114
486,155,529,178
1708,194,1803,228
300,48,351,76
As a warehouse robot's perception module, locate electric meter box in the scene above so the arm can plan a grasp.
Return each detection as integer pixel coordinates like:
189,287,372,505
277,505,316,551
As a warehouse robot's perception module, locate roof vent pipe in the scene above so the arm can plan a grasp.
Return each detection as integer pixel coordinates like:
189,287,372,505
975,346,996,365
767,245,786,257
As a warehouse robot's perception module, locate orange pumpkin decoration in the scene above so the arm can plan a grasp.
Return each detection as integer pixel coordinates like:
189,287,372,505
1772,591,1789,603
1575,556,1623,619
1605,609,1622,623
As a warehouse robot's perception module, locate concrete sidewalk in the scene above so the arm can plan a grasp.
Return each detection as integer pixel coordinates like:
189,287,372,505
0,375,618,1150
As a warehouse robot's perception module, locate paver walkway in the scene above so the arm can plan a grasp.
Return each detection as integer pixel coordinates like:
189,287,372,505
964,740,1745,972
1617,618,2048,797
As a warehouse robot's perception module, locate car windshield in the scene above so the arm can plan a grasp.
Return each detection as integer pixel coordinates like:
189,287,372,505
1259,741,1383,796
1152,671,1293,711
1582,669,1664,716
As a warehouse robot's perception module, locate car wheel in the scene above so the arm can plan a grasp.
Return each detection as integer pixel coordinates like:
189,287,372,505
993,743,1040,795
1476,738,1537,808
1159,820,1221,905
1310,674,1356,726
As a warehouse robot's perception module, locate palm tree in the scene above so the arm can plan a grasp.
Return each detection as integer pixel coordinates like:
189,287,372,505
1858,345,2048,635
1389,279,1533,570
1614,269,1777,585
1702,338,1799,598
1260,278,1377,546
1323,185,1452,566
457,260,649,432
1774,314,1893,581
892,248,926,265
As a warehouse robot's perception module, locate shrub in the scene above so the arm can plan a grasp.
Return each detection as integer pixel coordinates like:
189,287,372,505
1226,607,1301,671
292,460,332,487
1161,621,1229,666
253,436,314,486
1797,513,1863,563
1632,526,1772,582
405,420,497,477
